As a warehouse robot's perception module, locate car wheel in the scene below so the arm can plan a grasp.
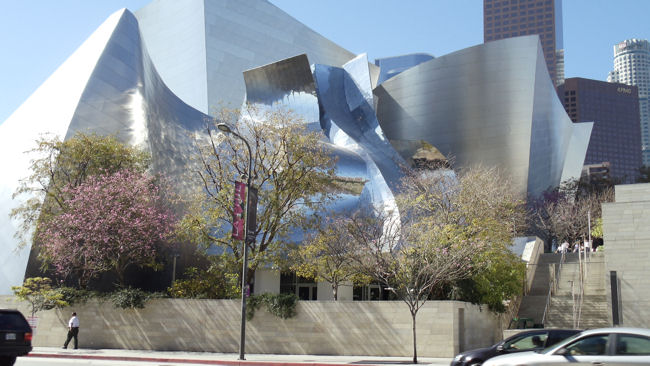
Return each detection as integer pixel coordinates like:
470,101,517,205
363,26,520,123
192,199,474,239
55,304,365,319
0,356,17,366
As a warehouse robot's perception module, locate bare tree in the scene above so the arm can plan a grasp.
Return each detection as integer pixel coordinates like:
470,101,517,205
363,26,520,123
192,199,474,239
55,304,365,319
530,181,614,247
345,166,525,363
346,210,482,364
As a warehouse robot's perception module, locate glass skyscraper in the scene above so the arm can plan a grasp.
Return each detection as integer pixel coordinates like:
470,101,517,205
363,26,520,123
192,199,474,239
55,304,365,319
558,78,642,183
608,39,650,166
483,0,564,87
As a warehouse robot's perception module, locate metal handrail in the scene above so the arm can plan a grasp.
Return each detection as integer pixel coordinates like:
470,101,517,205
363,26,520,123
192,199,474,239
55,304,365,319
541,250,566,326
575,246,588,328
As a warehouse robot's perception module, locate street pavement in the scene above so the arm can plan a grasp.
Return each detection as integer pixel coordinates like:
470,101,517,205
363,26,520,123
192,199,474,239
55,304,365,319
27,347,453,366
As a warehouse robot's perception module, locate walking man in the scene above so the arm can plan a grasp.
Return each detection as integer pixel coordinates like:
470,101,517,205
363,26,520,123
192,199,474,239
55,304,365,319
62,312,80,349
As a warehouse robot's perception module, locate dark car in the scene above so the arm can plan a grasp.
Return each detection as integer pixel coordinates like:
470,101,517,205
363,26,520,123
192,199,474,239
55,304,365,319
0,309,32,366
450,328,581,366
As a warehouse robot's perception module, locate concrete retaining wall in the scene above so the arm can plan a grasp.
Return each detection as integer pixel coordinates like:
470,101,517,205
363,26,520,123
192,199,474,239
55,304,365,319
602,183,650,328
0,297,498,357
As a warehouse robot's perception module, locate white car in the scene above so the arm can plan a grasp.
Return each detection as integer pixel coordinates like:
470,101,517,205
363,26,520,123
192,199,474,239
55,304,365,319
483,327,650,366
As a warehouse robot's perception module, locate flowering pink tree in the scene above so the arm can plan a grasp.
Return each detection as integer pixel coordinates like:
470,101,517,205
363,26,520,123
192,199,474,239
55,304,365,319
37,169,176,287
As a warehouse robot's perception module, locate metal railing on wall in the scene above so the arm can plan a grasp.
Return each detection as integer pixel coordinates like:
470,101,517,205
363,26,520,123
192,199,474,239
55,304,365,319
573,245,589,329
541,251,566,326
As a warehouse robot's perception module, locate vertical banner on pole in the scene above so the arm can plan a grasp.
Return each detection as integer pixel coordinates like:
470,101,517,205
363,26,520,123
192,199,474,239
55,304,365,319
232,181,247,240
246,186,258,242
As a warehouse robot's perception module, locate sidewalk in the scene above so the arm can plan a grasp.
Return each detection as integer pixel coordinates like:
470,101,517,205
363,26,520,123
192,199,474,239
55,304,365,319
28,347,453,366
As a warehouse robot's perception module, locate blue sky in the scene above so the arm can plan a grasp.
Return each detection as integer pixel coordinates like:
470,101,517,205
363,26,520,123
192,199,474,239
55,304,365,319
1,0,649,123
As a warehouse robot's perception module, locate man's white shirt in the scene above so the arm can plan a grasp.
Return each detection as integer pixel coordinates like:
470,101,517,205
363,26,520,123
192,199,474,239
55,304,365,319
69,316,79,328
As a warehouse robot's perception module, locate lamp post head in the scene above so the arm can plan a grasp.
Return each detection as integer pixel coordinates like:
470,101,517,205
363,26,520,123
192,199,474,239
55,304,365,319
217,123,232,133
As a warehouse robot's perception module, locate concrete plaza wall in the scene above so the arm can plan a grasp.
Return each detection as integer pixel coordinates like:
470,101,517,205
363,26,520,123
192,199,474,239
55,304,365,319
602,183,650,328
0,297,499,357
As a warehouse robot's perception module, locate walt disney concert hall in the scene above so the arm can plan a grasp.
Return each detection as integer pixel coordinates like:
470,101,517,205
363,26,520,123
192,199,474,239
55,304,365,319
0,0,592,294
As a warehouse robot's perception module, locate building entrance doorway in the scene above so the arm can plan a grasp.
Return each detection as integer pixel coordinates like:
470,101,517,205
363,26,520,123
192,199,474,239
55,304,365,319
353,283,388,300
297,284,317,300
280,272,317,300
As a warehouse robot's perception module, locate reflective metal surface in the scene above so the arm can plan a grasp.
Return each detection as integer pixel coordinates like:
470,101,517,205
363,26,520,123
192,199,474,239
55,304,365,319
374,53,435,85
135,0,356,114
313,54,406,212
243,54,320,129
374,35,591,198
0,6,593,294
0,10,129,294
0,9,209,294
242,54,398,214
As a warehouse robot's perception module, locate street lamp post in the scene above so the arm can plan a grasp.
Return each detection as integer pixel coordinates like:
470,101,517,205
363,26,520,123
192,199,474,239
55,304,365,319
217,122,252,361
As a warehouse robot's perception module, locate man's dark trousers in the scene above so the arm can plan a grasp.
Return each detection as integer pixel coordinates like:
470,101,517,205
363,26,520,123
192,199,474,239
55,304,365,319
63,327,79,349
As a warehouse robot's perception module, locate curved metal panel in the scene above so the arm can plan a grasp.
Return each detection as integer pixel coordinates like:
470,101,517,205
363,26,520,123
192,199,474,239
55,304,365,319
561,121,593,183
314,62,405,193
135,0,356,113
374,35,590,198
0,9,211,294
0,9,132,294
242,54,320,128
241,53,408,215
241,55,378,214
374,53,435,85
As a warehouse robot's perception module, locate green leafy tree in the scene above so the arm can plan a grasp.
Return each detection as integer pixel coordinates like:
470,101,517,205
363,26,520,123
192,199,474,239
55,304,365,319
11,132,150,249
168,256,240,299
453,251,526,312
289,214,366,300
591,217,603,239
179,106,338,287
11,277,68,318
443,167,526,312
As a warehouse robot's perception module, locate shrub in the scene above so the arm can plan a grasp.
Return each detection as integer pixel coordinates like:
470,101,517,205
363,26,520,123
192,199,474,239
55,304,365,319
55,287,96,306
246,293,298,320
167,265,240,299
110,288,161,309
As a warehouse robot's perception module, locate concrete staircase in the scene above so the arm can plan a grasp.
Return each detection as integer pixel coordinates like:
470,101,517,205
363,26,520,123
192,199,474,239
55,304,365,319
516,252,610,329
544,252,610,329
517,253,561,326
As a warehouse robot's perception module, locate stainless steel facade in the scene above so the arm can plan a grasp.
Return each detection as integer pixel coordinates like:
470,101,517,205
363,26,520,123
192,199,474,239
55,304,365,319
0,0,357,294
373,35,591,198
374,53,435,85
242,54,403,214
0,3,591,294
0,9,209,294
135,0,356,114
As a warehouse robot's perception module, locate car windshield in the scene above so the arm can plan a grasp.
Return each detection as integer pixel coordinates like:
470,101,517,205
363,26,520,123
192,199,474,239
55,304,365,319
536,333,582,354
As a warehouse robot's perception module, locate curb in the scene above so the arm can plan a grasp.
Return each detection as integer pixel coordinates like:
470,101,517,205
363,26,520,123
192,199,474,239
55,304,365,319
27,352,378,366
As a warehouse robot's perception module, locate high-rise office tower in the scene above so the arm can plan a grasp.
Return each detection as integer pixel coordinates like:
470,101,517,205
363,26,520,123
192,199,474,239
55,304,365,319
484,0,564,87
608,39,650,166
557,78,642,183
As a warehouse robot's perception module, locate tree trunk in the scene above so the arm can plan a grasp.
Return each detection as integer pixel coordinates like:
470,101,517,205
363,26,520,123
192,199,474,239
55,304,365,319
332,283,338,301
412,310,418,364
